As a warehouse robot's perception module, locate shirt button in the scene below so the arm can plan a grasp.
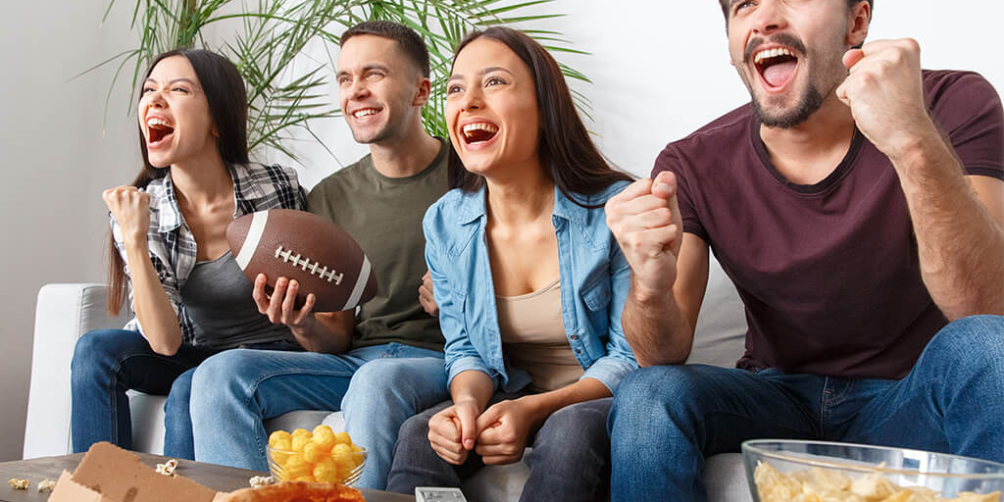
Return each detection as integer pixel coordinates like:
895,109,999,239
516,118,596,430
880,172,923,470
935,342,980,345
575,349,581,354
570,334,579,341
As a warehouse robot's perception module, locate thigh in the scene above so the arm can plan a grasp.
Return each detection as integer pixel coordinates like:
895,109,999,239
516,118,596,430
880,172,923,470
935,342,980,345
75,330,217,396
192,349,365,418
611,365,821,455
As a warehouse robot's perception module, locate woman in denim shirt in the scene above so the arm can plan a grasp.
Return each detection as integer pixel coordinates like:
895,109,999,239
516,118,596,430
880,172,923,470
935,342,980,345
386,27,637,501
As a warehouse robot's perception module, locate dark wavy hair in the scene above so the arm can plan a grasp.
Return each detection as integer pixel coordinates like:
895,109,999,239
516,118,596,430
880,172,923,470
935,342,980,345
448,27,632,207
107,49,249,316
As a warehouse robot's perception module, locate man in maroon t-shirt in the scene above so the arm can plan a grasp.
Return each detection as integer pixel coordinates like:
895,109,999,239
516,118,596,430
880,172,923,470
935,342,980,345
606,1,1004,500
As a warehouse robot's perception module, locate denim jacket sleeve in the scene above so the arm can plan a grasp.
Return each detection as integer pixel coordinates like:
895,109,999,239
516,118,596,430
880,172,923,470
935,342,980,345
423,201,498,389
579,229,639,393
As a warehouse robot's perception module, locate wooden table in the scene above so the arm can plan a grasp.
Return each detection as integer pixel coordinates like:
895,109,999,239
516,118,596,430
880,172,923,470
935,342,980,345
0,453,413,502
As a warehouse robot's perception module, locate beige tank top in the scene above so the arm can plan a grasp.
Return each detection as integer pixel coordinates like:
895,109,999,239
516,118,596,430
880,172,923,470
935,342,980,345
497,278,585,392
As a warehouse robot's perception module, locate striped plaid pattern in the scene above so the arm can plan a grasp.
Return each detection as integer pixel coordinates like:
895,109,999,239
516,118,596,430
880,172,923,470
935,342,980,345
112,163,307,344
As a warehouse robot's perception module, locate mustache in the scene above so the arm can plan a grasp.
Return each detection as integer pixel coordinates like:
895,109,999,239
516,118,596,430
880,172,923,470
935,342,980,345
745,33,808,63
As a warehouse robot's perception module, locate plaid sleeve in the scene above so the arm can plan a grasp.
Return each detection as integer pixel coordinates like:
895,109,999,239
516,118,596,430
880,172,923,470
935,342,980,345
245,163,306,211
111,212,195,344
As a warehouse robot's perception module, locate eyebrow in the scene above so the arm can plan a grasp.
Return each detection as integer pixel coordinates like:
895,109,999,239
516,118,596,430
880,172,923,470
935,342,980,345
447,66,514,84
144,77,197,86
336,63,391,78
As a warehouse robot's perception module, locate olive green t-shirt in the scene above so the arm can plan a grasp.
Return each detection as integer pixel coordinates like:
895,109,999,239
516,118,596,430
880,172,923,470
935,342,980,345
306,140,448,351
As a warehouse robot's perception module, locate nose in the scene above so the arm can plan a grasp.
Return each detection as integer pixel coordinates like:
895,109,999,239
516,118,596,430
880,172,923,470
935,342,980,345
347,78,369,101
458,85,482,112
751,0,787,36
146,88,167,109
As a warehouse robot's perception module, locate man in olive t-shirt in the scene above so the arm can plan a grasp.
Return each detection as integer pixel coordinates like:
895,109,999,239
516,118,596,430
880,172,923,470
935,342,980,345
605,2,1004,501
190,21,451,490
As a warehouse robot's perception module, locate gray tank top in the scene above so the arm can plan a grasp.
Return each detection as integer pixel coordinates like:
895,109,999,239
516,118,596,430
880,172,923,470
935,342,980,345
181,251,295,349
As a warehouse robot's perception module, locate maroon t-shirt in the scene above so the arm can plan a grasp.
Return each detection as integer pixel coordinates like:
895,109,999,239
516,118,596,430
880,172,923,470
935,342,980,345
655,70,1004,379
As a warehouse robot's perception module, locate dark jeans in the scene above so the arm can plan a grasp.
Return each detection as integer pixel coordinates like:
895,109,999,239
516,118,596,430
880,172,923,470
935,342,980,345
608,315,1004,502
387,395,612,502
70,328,295,458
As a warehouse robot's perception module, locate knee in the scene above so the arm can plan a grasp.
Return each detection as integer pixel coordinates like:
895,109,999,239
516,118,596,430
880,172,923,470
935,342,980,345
536,399,611,457
189,350,258,410
71,330,138,381
343,359,446,412
395,412,433,453
924,316,1004,371
167,370,195,408
610,366,709,445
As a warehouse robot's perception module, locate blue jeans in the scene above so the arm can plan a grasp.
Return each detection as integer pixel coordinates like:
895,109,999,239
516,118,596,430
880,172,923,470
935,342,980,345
608,315,1004,502
70,329,220,458
189,342,447,489
387,396,612,502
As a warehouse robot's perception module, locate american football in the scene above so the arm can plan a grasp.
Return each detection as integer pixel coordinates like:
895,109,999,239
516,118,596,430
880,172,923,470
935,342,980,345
227,209,378,312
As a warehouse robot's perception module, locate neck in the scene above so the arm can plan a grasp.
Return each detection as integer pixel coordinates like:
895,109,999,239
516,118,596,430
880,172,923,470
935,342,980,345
169,148,233,209
369,119,441,178
485,159,554,227
759,94,857,173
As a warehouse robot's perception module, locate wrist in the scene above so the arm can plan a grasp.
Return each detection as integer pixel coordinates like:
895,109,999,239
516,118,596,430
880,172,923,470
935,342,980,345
515,395,549,425
629,279,673,307
883,115,942,165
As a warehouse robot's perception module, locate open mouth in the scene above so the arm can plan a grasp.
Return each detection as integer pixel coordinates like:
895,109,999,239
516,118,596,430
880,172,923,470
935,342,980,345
146,117,175,146
753,47,799,90
460,122,499,145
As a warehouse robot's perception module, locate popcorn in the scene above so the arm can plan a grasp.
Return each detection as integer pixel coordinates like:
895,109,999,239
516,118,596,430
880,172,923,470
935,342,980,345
249,475,275,488
8,478,29,490
38,478,56,492
155,458,179,476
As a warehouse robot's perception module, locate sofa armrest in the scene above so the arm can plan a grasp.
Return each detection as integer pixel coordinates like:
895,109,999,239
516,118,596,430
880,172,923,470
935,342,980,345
23,283,126,459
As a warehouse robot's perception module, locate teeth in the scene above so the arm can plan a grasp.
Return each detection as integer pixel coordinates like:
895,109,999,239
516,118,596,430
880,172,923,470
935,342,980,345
462,122,499,138
146,117,171,129
353,109,378,118
754,47,794,65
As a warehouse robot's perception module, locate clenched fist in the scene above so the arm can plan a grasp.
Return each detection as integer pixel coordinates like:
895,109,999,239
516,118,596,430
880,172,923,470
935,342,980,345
605,171,684,301
102,186,151,247
836,39,935,161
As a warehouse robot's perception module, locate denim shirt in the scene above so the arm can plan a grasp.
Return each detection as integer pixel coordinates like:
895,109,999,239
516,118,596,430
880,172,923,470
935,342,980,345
423,182,638,394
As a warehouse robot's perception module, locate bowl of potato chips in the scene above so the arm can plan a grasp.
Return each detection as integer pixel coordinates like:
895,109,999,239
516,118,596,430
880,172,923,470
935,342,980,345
742,440,1004,502
266,425,367,486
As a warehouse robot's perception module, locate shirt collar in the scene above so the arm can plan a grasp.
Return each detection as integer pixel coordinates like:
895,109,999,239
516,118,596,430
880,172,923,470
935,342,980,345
454,183,590,226
153,163,258,232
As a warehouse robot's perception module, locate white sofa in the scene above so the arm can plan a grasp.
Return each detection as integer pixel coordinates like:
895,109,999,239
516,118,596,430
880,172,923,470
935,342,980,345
24,258,754,501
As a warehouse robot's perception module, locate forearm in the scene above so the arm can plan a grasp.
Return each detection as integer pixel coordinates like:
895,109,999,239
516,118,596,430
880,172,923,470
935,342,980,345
450,370,495,413
893,127,1004,318
291,311,354,354
124,244,183,355
622,280,694,367
519,377,611,428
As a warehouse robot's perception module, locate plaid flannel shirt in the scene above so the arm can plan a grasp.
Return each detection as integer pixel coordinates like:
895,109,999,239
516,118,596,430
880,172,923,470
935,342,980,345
113,162,307,345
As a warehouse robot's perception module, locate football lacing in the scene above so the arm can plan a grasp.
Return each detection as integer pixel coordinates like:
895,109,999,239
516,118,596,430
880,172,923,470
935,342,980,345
274,246,344,285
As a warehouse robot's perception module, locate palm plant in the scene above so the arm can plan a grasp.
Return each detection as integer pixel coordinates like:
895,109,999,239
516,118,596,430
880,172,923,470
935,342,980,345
94,0,589,163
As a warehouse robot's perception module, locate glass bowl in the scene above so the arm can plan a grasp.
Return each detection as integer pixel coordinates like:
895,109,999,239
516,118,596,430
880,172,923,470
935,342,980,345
742,440,1004,502
266,444,367,486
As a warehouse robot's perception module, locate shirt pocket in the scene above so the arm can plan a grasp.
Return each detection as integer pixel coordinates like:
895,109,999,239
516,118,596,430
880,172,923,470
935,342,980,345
581,277,612,312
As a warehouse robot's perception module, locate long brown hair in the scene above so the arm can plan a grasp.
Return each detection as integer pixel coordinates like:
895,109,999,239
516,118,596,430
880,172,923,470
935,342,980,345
448,27,632,206
106,49,249,315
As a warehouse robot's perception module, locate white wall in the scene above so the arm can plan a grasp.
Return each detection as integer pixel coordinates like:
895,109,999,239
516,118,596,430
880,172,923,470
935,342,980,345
1,1,1001,462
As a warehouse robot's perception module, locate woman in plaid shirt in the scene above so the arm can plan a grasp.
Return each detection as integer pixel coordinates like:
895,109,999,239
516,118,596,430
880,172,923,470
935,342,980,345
70,49,307,459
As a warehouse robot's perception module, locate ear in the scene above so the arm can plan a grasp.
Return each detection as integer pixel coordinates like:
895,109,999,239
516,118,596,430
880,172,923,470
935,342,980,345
413,77,432,107
846,1,870,48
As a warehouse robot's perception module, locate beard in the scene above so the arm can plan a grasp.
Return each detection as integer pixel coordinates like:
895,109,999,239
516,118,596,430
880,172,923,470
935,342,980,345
751,83,826,129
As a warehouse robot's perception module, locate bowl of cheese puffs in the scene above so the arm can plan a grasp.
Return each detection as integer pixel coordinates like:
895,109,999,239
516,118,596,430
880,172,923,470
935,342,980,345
743,440,1004,502
266,425,366,486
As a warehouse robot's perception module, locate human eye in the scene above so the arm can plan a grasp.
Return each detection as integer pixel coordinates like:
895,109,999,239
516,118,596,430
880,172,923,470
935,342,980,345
485,75,507,87
446,84,464,95
366,70,385,80
141,86,155,94
733,0,755,14
172,86,190,94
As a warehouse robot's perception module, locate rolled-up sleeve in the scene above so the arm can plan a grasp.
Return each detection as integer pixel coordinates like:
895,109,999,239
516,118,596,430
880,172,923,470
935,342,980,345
581,237,639,392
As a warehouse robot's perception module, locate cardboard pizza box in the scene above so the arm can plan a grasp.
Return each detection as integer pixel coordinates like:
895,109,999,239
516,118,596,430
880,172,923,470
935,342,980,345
49,442,229,502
